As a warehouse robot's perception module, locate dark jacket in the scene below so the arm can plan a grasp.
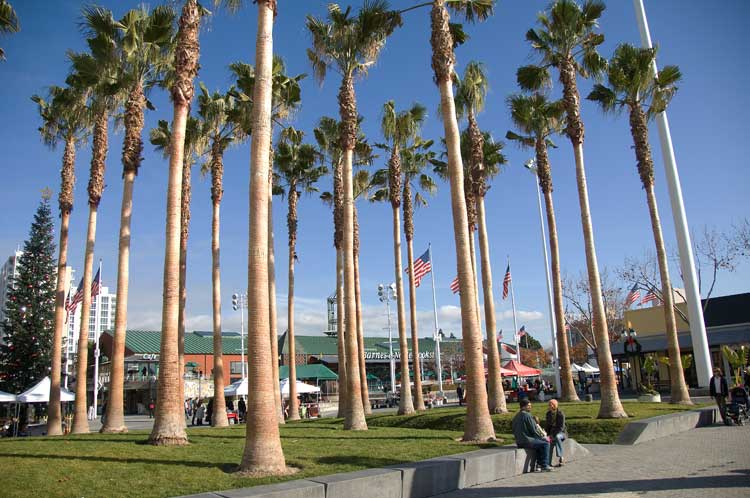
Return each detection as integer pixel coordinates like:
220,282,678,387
545,409,566,437
709,375,728,398
512,410,539,446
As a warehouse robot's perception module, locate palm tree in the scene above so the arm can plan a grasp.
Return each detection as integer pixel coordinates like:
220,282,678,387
231,56,305,424
32,85,90,436
148,115,206,428
506,93,579,402
196,84,246,426
372,100,428,414
517,0,626,418
274,127,327,421
0,0,19,61
424,0,496,442
66,27,124,434
306,1,401,430
453,60,507,414
587,43,691,404
217,0,287,473
400,141,438,412
317,116,376,417
87,6,176,434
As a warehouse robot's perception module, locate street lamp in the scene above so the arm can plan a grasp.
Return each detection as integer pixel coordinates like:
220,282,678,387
524,159,562,394
378,283,397,393
232,292,248,379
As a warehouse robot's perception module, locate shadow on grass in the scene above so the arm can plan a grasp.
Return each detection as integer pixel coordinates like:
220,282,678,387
0,451,229,470
314,455,406,467
280,434,457,441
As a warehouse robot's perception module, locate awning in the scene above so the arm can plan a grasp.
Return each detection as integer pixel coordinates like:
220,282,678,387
502,360,542,377
279,364,338,380
16,377,75,403
0,390,16,402
280,378,321,398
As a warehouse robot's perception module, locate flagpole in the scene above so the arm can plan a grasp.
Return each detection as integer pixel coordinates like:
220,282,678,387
93,259,102,419
64,291,70,390
428,243,443,393
509,256,520,360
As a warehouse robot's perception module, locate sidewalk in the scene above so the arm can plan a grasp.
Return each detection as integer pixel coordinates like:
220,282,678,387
435,424,750,498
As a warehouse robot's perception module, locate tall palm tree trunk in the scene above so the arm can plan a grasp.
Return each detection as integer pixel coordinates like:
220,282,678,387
629,105,690,404
211,197,229,427
353,210,371,415
102,81,145,433
392,205,414,415
340,76,366,430
431,0,494,442
476,197,506,413
287,189,300,421
559,58,625,419
403,184,424,411
268,174,284,424
149,0,200,444
48,139,77,437
71,205,98,434
405,238,425,411
336,248,347,417
536,141,578,402
101,169,136,433
177,161,191,418
239,0,286,473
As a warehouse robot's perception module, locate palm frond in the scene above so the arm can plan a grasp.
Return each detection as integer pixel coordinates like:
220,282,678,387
517,65,551,91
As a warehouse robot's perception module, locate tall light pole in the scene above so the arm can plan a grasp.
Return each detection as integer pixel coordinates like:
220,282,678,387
633,0,712,387
232,292,248,379
525,159,562,394
378,283,397,393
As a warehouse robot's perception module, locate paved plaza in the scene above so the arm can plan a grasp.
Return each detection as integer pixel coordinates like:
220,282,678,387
436,423,750,498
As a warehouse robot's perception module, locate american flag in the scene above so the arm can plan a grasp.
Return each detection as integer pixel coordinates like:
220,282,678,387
502,263,512,300
65,267,103,315
641,289,660,305
625,283,641,308
449,276,460,294
518,325,526,338
405,249,431,288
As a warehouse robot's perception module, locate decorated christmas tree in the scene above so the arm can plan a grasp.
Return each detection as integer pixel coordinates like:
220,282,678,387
0,191,57,393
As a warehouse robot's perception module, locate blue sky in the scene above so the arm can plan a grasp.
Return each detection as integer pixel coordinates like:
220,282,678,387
1,1,748,347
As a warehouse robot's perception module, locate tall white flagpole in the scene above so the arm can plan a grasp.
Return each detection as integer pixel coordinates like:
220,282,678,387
428,243,443,393
92,259,102,419
633,0,711,387
508,256,520,360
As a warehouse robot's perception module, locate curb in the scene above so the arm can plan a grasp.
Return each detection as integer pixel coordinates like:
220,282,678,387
615,406,719,445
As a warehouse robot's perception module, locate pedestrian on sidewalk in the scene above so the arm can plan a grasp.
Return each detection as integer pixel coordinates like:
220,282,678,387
710,368,729,425
545,399,567,467
147,400,155,418
512,399,553,472
456,385,464,407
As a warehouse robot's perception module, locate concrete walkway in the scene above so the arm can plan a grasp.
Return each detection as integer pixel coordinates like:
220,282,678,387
436,424,750,498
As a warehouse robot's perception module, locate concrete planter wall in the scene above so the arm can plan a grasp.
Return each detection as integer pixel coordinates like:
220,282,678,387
637,393,661,402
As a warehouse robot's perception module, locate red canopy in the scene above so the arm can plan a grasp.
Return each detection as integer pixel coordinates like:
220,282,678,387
502,360,541,377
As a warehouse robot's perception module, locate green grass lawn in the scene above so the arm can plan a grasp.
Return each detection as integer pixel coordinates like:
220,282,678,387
0,421,500,498
365,401,707,444
0,401,706,498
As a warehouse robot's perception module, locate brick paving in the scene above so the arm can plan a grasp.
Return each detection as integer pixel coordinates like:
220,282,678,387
437,424,750,498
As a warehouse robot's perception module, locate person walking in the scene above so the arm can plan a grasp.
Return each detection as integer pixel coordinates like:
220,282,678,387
195,401,205,426
456,384,464,407
710,368,730,425
206,398,213,426
545,399,567,467
238,397,246,423
147,400,155,419
512,399,553,472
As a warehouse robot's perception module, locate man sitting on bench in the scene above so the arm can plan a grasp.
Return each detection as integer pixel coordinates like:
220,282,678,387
512,399,553,472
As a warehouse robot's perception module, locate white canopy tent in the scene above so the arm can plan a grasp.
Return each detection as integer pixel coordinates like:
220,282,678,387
581,362,600,373
224,377,321,398
0,390,16,402
16,377,75,403
571,363,585,372
280,378,320,398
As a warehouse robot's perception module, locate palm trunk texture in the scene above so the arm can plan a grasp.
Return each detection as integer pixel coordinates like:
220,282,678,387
431,0,495,442
150,0,201,444
287,189,300,421
48,138,77,436
268,175,284,424
336,248,347,418
393,205,414,415
476,198,506,413
177,160,191,419
354,248,371,415
339,75,367,430
239,0,286,474
536,140,578,402
406,238,425,411
211,200,229,427
629,105,690,404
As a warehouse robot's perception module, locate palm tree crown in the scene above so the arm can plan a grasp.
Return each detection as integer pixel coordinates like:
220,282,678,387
0,0,20,61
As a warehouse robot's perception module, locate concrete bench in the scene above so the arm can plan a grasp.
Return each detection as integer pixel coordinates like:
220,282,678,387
389,455,464,498
176,480,325,498
308,468,402,498
616,406,718,445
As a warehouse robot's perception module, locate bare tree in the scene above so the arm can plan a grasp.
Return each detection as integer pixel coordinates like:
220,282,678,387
619,252,690,324
563,268,625,358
